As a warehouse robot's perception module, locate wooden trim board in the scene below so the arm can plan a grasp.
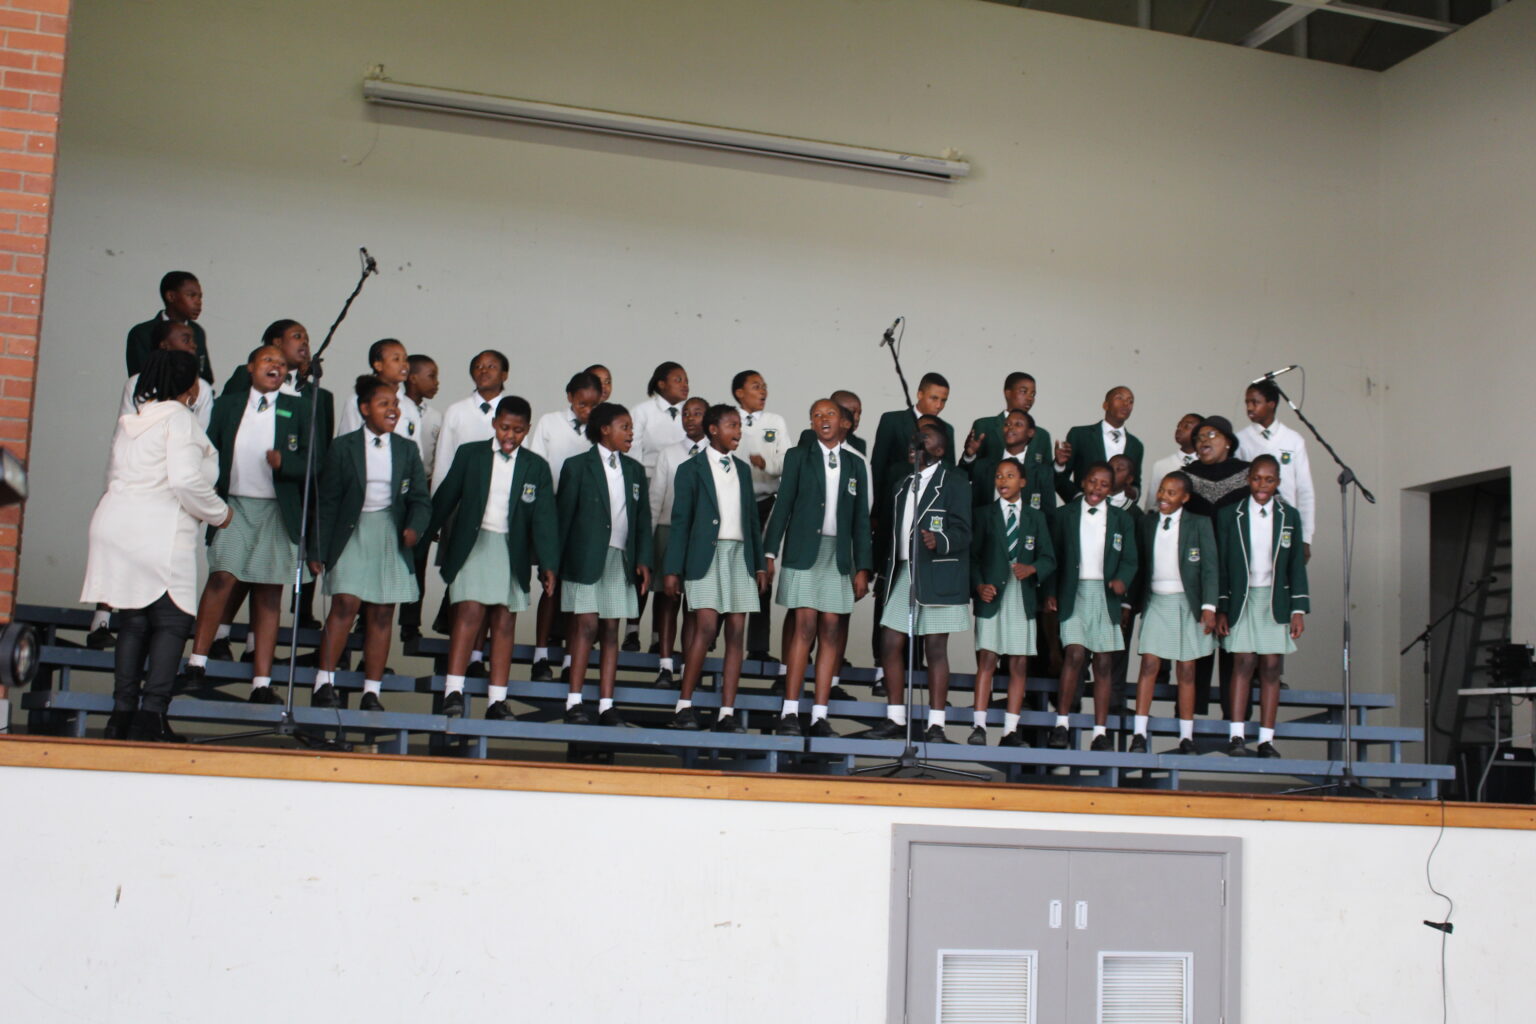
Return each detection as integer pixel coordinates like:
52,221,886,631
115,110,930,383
2,735,1529,830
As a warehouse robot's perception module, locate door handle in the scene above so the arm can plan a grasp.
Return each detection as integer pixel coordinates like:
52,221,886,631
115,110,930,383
1074,900,1088,929
1048,899,1062,929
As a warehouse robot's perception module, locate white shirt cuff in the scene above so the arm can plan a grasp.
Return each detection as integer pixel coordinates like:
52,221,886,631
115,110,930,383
1054,463,1068,474
960,452,976,464
1200,604,1216,612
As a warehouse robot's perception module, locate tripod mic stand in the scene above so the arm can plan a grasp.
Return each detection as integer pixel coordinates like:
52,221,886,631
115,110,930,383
195,248,380,748
1401,576,1493,765
854,318,984,781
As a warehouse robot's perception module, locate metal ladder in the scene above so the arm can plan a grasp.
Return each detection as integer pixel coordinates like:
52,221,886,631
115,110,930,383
1448,486,1514,795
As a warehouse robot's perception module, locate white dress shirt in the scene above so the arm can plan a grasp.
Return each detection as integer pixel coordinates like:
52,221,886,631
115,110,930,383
1108,491,1135,511
432,390,505,491
1077,500,1109,580
120,375,212,432
818,442,845,536
1101,420,1128,458
480,442,517,533
1246,497,1275,588
528,408,592,493
360,428,393,512
896,462,940,563
1237,420,1315,544
630,393,687,475
707,449,745,542
417,402,442,483
598,444,629,551
229,389,278,500
736,407,791,498
1151,509,1185,595
650,437,704,526
1142,449,1197,511
338,382,422,447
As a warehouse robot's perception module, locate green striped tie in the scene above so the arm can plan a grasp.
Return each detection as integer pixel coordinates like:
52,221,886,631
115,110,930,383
1005,505,1019,561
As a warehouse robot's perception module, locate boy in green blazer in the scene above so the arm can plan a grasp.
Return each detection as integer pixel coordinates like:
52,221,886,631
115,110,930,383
967,408,1056,514
428,396,560,719
1045,462,1139,750
969,458,1056,747
1130,471,1218,754
965,371,1052,473
796,389,867,456
1216,455,1309,758
556,403,654,727
1053,386,1144,503
307,375,431,713
865,424,972,743
125,270,212,384
662,405,768,733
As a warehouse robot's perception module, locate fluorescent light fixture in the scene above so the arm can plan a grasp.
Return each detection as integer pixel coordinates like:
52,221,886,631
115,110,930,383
362,72,970,182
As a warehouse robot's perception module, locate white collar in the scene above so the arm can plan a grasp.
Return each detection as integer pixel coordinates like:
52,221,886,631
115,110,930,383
1159,507,1184,527
364,427,389,447
489,438,518,462
1109,492,1133,509
472,390,502,408
707,445,734,463
1248,496,1275,517
737,406,762,423
998,495,1021,514
597,444,622,463
682,437,705,452
653,393,680,413
1081,498,1109,516
914,461,940,487
817,439,842,459
248,388,276,412
1102,419,1126,435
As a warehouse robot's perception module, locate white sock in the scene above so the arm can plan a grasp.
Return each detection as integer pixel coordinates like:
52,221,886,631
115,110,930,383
445,674,466,695
488,684,507,703
214,624,231,641
1229,722,1245,739
1134,715,1149,737
659,657,674,672
91,609,111,631
781,699,798,717
314,670,333,688
719,705,735,719
1055,714,1069,728
928,709,946,729
1179,719,1194,740
561,654,572,669
887,705,907,726
831,674,841,687
811,704,828,722
1004,712,1021,733
471,649,484,663
973,710,987,729
675,698,692,713
252,676,271,689
875,667,885,683
188,653,207,668
565,692,582,709
598,698,613,713
1092,725,1107,738
534,647,549,661
364,679,382,696
1259,726,1275,744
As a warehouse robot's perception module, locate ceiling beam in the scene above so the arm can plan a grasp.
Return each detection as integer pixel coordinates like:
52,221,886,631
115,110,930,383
1241,1,1458,48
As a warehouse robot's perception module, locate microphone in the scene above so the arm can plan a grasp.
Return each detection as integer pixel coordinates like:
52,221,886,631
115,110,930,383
360,247,379,275
1250,364,1298,385
880,316,903,347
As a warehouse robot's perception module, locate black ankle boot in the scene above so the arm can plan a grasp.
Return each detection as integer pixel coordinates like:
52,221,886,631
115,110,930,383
128,710,181,743
104,710,135,740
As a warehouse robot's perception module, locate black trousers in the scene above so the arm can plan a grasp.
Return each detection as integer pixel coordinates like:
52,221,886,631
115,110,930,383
746,495,777,655
113,593,193,713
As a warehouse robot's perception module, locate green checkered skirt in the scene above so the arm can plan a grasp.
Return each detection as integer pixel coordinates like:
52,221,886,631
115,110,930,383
1059,579,1124,653
1138,592,1214,661
776,535,853,614
1222,586,1296,655
975,577,1037,656
448,528,529,611
653,525,672,573
561,546,637,619
324,510,418,605
879,562,971,636
208,495,307,586
685,539,760,614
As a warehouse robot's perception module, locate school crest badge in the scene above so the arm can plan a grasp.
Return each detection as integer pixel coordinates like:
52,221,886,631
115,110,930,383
407,421,416,437
1025,535,1036,551
847,478,857,496
1187,547,1200,562
1281,451,1292,465
400,479,410,494
1280,528,1293,548
522,483,537,503
286,434,298,452
631,482,640,501
1112,532,1123,552
929,515,944,531
1029,494,1041,510
764,429,777,443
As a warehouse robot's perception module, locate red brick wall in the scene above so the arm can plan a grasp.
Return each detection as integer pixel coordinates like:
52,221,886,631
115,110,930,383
0,0,64,620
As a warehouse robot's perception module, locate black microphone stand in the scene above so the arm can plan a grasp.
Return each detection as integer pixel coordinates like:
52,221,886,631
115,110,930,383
854,319,984,781
196,249,380,748
1401,576,1492,766
1273,380,1379,797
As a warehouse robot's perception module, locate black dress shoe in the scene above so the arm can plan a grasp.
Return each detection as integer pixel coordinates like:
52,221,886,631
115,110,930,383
600,707,636,728
647,639,661,655
862,717,906,740
401,624,421,644
311,683,341,709
564,703,593,725
808,718,835,738
1128,733,1148,754
441,691,465,717
530,658,553,682
128,710,180,742
1047,725,1070,749
466,661,488,679
240,649,256,663
207,637,234,662
484,699,515,720
922,724,952,744
871,680,888,698
86,625,116,650
653,668,674,689
1257,741,1281,759
104,710,134,740
1090,733,1111,752
747,649,772,663
248,685,282,704
1226,736,1250,757
999,729,1028,748
769,677,785,696
828,684,854,702
967,726,988,746
1177,737,1197,755
713,714,746,734
667,707,702,730
177,664,206,690
621,631,641,652
775,714,805,737
297,615,322,632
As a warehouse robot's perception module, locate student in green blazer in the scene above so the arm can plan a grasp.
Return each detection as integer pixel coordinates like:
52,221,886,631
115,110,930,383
182,344,312,704
795,388,867,456
1044,463,1139,750
966,372,1053,473
662,405,768,733
1129,470,1219,754
764,398,874,737
305,376,431,713
1216,455,1309,758
427,395,559,720
865,424,972,743
967,409,1057,515
125,271,213,383
1052,386,1144,503
968,457,1057,747
556,402,653,727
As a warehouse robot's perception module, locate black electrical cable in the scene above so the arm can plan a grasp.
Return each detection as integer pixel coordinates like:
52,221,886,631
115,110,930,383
1422,797,1454,1024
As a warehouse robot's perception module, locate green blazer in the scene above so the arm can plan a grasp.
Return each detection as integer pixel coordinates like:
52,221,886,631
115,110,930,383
968,412,1052,471
556,446,653,585
1053,422,1144,502
967,447,1057,514
662,451,764,582
970,500,1056,620
222,366,335,457
126,314,212,383
428,442,559,587
871,409,956,521
763,443,872,575
1048,498,1139,621
1133,509,1219,619
205,388,313,545
1216,498,1310,624
796,427,867,456
315,430,431,570
879,465,971,607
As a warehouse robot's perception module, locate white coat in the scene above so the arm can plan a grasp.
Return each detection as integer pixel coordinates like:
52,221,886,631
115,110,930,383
81,401,229,614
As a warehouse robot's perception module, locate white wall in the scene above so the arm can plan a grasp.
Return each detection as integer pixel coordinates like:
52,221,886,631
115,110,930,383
24,0,1383,684
0,762,1526,1023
